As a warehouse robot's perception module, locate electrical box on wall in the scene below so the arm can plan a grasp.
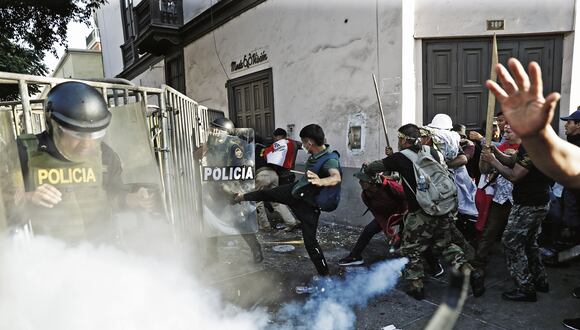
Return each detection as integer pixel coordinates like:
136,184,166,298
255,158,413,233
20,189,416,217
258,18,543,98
347,113,366,156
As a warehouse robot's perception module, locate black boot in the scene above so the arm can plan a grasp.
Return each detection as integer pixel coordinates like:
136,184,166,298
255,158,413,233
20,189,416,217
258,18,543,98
470,268,486,297
501,288,537,302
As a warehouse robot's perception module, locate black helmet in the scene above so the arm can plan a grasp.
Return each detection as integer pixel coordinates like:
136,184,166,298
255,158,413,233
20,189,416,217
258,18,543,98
211,117,235,134
45,81,112,132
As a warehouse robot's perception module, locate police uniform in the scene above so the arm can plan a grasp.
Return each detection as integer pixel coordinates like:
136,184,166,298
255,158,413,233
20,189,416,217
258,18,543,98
17,131,125,242
203,127,262,263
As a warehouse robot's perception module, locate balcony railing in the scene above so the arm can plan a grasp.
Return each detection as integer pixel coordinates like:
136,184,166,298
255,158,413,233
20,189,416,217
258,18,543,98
134,0,183,54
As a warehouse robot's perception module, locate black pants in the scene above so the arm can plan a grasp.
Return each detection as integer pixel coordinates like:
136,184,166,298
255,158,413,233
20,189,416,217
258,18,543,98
351,219,382,258
244,183,329,276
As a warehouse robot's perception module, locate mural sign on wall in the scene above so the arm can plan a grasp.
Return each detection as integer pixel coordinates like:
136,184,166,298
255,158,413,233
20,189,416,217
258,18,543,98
230,49,268,73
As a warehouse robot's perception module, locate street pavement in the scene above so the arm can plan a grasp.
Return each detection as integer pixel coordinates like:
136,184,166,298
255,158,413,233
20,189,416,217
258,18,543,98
202,221,580,330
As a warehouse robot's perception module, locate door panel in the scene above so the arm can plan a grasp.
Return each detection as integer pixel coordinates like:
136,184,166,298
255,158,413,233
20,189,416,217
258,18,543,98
227,69,276,141
424,36,562,132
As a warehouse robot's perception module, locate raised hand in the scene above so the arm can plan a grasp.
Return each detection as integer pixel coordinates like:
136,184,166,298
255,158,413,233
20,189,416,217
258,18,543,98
486,58,561,139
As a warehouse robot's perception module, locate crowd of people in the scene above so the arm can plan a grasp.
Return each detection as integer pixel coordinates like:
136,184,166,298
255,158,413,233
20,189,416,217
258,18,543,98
232,58,580,328
10,57,580,329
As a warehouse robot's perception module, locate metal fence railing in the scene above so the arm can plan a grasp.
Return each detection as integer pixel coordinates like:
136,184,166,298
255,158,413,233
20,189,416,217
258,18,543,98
0,71,209,243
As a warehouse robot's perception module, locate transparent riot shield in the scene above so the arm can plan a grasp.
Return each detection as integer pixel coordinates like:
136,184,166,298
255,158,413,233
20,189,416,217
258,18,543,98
103,102,166,244
201,127,258,237
0,111,25,233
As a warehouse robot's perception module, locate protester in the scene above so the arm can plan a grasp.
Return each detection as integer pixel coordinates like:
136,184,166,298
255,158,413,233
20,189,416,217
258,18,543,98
338,165,407,266
265,128,301,185
559,109,580,231
364,123,483,300
473,124,521,285
485,57,580,326
254,134,300,231
234,124,342,276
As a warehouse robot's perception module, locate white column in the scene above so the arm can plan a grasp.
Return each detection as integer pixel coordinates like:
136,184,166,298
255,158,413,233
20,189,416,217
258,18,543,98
401,0,416,125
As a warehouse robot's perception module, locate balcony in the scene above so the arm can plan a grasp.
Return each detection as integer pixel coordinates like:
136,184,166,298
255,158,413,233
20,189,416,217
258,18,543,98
121,38,139,68
134,0,183,55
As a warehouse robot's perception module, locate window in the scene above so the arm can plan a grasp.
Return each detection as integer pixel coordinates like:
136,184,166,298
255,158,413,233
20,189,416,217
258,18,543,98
165,53,185,94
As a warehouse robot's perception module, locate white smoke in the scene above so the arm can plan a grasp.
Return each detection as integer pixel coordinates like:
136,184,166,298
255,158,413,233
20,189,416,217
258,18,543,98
273,258,408,330
0,235,406,330
0,236,268,330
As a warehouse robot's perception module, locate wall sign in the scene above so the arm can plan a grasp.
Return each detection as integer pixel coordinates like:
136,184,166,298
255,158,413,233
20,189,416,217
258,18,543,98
231,50,268,73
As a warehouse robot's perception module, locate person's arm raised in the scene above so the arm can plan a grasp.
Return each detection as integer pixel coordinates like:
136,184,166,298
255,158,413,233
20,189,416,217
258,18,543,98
486,58,580,188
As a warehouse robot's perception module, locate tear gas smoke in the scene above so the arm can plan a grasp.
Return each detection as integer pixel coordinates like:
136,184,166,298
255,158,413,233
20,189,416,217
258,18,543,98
274,258,408,330
0,236,268,330
0,233,406,330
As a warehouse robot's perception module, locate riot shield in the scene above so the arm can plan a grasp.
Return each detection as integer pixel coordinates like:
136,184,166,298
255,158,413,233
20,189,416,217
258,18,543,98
103,102,166,243
201,127,258,237
0,111,25,233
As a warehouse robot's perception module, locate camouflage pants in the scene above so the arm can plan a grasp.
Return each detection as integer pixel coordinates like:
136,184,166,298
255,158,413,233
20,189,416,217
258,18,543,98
450,219,476,262
502,203,549,292
401,210,468,286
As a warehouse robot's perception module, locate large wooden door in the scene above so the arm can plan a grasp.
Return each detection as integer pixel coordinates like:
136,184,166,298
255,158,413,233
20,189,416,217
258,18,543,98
423,36,562,131
227,69,275,142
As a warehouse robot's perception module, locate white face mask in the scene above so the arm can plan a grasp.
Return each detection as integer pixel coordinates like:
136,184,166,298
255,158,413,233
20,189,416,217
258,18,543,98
302,141,310,153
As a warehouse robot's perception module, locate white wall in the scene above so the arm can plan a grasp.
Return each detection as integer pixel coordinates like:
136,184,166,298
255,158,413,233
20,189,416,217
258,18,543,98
96,0,125,78
184,0,404,167
131,59,165,88
415,0,574,38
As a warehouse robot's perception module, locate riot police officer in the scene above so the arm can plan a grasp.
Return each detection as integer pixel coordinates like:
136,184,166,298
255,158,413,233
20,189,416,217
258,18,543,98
17,81,154,243
202,117,263,263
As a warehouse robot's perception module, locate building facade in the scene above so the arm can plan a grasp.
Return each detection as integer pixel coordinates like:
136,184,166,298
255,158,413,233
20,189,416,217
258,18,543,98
97,0,580,224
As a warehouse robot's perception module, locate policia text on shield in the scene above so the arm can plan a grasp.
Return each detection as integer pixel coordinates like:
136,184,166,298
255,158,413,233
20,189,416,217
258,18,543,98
17,81,158,243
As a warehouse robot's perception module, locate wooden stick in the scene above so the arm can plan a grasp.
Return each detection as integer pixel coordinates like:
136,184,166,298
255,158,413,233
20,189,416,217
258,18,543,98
485,34,499,147
372,73,391,148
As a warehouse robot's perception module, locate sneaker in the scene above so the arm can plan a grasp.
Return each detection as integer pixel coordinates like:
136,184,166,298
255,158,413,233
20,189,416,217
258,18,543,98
563,317,580,330
338,255,364,266
427,262,445,278
572,287,580,299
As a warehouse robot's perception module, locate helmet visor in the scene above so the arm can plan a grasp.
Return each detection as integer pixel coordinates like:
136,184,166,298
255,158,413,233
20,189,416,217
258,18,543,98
58,125,107,140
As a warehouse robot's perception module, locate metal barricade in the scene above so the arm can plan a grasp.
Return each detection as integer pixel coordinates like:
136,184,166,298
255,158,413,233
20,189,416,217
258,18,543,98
0,71,208,243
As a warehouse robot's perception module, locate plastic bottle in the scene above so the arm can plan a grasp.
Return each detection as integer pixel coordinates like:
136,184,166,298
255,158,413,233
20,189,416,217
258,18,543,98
417,174,428,191
295,285,317,294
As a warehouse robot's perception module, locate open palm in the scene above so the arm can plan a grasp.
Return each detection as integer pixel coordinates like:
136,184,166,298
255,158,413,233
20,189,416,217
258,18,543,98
486,58,560,138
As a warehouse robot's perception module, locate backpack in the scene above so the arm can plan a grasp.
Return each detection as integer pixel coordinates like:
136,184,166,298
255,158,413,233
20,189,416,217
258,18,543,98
400,146,457,216
309,151,342,212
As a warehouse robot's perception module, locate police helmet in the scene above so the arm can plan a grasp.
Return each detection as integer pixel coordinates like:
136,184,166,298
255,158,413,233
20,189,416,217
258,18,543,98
211,117,235,134
45,81,112,133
